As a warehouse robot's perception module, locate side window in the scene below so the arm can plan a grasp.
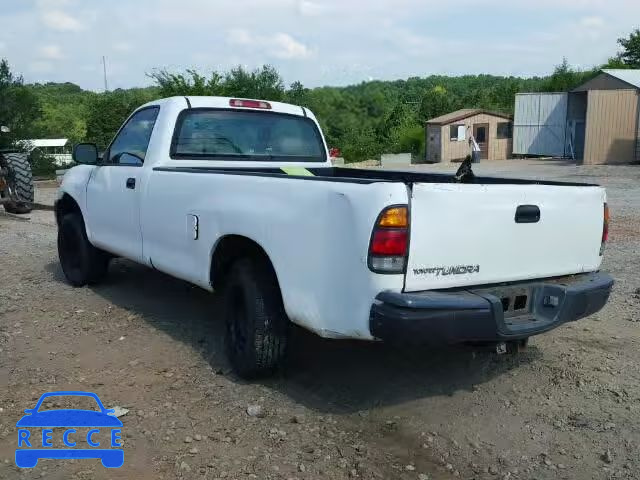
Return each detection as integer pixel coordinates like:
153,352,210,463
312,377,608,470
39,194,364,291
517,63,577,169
496,122,513,139
107,107,159,165
449,124,465,141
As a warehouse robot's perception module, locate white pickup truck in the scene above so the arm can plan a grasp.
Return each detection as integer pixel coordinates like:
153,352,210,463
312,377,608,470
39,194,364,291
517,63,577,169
55,96,613,377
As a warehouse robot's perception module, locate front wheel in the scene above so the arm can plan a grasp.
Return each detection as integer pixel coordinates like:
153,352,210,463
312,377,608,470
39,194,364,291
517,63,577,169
223,258,289,378
58,213,110,287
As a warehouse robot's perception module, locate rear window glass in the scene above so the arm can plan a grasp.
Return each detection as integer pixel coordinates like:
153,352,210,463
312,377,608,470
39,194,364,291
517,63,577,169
172,109,326,162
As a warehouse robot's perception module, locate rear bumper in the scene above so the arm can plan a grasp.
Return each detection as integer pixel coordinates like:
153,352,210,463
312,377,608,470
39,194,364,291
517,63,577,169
369,272,613,343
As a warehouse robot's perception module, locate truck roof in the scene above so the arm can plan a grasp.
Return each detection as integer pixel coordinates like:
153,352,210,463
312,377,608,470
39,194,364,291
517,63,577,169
139,96,313,119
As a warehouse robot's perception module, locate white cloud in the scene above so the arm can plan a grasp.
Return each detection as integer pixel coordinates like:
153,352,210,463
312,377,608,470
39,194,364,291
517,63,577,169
113,42,132,52
227,29,311,60
269,33,311,59
29,61,54,73
576,16,607,40
4,0,639,90
36,0,73,8
227,28,253,46
39,44,64,60
40,9,84,32
580,16,606,28
297,0,326,16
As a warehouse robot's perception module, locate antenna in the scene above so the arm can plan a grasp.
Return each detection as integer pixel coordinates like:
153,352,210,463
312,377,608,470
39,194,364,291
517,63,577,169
102,56,108,92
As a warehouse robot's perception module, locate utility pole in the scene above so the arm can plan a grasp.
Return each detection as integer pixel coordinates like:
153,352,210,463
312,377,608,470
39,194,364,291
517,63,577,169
102,56,109,92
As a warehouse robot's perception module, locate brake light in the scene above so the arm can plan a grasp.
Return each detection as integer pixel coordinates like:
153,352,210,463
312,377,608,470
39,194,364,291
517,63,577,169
600,203,609,255
369,205,409,274
229,99,271,109
371,230,408,255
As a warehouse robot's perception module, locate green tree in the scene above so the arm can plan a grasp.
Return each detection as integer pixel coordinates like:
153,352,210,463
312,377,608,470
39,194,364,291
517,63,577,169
27,82,96,144
602,56,628,69
85,88,158,149
340,126,380,162
149,69,223,97
222,65,285,100
0,59,41,148
150,65,287,101
419,85,454,121
542,58,597,92
617,29,640,68
285,81,308,106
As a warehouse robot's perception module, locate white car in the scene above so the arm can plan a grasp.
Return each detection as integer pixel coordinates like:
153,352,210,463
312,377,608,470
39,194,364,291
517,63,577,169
55,96,613,377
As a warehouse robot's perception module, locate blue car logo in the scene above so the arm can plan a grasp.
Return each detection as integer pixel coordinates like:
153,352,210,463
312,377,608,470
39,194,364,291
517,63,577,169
15,391,123,468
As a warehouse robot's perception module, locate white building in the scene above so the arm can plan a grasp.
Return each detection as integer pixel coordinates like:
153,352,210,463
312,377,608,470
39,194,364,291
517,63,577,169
18,138,73,166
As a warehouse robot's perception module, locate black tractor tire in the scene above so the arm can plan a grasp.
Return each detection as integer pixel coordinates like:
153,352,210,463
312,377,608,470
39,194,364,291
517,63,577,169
223,257,289,378
57,213,110,287
1,152,34,214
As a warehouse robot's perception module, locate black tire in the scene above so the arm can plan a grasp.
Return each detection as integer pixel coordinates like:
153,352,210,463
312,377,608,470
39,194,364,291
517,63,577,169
57,213,110,287
223,257,289,378
1,152,33,214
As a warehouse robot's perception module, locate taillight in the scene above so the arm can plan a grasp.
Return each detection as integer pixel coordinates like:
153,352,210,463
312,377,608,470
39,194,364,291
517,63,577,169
368,205,409,274
371,230,408,255
600,203,609,255
229,99,271,109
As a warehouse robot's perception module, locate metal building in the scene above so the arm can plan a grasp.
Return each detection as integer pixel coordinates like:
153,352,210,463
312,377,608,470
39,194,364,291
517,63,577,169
513,93,568,157
425,109,513,163
513,69,640,164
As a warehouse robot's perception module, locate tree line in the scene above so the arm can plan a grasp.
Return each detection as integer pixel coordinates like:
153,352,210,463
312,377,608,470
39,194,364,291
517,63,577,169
1,29,639,171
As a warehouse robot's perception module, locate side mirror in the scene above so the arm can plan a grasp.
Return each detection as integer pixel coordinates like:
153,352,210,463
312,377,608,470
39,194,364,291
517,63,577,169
73,143,99,165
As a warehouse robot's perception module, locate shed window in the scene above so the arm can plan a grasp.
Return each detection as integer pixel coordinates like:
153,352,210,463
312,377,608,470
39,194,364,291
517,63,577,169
450,124,465,141
497,122,513,139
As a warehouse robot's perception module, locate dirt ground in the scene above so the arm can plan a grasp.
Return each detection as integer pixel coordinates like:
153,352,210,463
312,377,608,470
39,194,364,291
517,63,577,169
0,160,639,480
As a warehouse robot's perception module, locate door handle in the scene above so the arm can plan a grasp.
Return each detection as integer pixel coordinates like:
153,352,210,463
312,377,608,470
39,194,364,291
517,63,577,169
515,205,540,223
126,178,136,189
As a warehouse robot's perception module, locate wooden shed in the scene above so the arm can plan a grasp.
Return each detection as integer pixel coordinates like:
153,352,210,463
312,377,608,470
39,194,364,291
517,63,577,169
571,69,640,165
425,109,513,163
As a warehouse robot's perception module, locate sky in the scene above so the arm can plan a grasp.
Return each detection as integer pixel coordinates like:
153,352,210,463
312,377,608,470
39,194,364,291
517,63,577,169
0,0,638,91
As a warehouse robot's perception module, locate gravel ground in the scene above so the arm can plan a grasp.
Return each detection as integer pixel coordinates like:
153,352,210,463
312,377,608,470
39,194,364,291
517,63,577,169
0,160,639,480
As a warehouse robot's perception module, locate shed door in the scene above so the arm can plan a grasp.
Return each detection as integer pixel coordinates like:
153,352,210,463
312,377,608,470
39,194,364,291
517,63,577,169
473,123,489,159
427,127,441,163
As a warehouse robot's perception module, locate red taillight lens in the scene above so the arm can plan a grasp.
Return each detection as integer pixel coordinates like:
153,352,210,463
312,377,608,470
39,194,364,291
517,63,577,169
602,203,609,243
370,230,408,256
229,99,271,109
600,203,609,255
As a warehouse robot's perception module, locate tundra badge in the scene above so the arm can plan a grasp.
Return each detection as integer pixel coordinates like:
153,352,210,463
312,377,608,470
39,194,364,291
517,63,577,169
413,265,480,276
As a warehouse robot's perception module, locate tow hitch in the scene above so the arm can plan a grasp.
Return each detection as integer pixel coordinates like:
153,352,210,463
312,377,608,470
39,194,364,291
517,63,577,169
495,339,529,355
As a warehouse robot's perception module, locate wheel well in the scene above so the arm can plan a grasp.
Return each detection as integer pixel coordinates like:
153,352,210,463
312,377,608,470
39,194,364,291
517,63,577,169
210,235,276,291
54,193,81,227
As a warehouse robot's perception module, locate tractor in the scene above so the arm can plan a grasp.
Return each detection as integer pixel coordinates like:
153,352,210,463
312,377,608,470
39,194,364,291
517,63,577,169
0,125,34,214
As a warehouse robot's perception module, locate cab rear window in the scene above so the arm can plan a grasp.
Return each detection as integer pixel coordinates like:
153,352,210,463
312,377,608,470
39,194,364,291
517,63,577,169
171,109,326,162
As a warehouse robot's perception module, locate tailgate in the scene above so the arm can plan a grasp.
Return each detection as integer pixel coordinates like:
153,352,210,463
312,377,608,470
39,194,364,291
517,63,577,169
404,183,605,292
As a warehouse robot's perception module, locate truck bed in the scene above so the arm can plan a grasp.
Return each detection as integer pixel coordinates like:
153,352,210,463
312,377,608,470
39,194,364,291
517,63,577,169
153,165,598,187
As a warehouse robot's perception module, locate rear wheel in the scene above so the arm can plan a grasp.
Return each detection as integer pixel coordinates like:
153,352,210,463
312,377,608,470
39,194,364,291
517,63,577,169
223,257,289,378
1,152,33,214
58,213,110,287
